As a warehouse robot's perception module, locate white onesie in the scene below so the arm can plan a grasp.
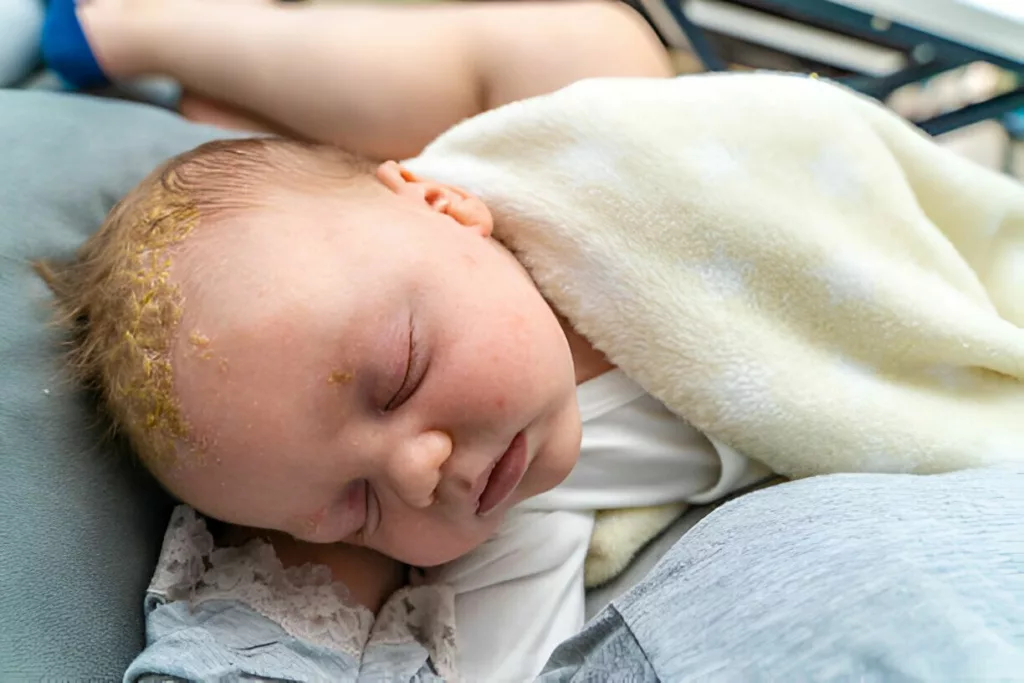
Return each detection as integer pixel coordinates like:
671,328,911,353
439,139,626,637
432,369,772,681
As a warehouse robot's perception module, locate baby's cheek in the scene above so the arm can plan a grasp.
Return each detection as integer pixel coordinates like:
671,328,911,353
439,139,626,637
475,337,537,410
286,504,360,544
287,504,330,540
481,365,536,421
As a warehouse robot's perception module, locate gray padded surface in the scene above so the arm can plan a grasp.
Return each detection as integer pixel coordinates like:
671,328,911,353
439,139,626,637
0,91,236,680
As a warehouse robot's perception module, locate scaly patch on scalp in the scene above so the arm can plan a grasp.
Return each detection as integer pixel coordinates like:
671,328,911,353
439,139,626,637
38,138,384,475
108,173,200,470
328,370,354,385
189,330,214,360
189,330,211,349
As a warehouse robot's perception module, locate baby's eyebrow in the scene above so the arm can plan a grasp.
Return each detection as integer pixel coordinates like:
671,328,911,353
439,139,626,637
316,308,409,419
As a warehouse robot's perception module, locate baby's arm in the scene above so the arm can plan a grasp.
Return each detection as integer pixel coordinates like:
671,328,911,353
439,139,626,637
78,0,671,159
428,509,596,680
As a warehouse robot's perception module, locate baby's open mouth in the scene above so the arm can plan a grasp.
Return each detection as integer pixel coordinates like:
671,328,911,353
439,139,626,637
476,431,528,517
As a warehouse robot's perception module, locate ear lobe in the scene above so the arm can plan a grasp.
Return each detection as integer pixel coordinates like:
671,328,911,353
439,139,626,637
376,161,494,237
442,187,494,237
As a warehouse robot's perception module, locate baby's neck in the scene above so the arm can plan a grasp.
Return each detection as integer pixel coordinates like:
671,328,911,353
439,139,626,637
558,317,615,385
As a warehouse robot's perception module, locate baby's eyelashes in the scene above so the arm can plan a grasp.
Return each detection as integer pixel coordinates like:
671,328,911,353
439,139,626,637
383,315,425,413
361,482,382,540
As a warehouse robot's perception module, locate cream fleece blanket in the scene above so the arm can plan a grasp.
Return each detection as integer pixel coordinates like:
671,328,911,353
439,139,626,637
407,74,1024,580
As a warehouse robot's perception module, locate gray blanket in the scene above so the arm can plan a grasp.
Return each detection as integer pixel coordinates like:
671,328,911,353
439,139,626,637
544,464,1024,681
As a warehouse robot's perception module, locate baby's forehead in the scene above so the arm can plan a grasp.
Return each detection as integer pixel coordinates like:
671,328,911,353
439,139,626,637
176,189,418,286
169,210,354,340
172,201,322,292
166,189,426,366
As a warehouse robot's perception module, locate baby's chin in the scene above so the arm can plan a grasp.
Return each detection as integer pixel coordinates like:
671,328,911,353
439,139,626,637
378,518,507,568
530,398,584,491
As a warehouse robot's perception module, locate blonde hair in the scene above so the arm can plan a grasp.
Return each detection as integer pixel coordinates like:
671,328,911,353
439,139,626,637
36,137,379,468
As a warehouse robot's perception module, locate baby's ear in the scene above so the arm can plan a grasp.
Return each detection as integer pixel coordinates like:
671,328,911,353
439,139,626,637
376,161,493,237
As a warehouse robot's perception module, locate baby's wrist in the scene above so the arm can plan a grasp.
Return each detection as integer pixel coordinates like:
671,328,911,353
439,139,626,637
77,0,161,79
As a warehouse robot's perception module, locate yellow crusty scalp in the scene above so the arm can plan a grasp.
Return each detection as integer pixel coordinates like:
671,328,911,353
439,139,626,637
35,137,382,472
103,174,199,467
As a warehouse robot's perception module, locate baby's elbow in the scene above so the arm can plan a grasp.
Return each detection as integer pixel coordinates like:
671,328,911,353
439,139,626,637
577,1,673,78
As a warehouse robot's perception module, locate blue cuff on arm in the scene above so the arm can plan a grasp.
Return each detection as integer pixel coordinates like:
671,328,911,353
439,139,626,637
41,0,110,90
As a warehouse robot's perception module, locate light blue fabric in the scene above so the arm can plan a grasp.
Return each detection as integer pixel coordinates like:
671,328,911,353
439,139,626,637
0,0,44,87
542,464,1024,682
129,465,1024,681
125,601,444,683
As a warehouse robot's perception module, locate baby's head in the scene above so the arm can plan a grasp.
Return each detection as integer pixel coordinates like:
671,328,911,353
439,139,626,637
41,138,581,566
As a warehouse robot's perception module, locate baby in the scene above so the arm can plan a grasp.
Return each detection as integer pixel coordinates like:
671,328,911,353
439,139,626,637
75,139,585,564
37,1,1024,679
38,0,769,679
43,133,768,680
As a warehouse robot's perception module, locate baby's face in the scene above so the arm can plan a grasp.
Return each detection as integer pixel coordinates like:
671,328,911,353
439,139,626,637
162,179,581,566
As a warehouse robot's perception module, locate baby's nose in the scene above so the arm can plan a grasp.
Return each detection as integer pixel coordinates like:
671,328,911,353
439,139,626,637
388,430,453,509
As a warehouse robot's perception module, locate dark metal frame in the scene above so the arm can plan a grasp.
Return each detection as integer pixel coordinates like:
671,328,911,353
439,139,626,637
664,0,1024,135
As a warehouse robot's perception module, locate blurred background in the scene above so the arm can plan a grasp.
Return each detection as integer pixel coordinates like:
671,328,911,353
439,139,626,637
4,0,1023,175
620,0,1024,177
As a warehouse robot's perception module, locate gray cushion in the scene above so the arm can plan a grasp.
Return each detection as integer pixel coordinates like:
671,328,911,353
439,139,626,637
0,91,235,680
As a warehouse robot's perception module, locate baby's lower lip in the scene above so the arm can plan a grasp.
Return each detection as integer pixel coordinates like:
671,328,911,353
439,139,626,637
476,431,528,517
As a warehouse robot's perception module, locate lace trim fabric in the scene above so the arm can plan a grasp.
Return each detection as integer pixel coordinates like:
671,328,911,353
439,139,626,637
376,583,459,679
147,506,458,678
